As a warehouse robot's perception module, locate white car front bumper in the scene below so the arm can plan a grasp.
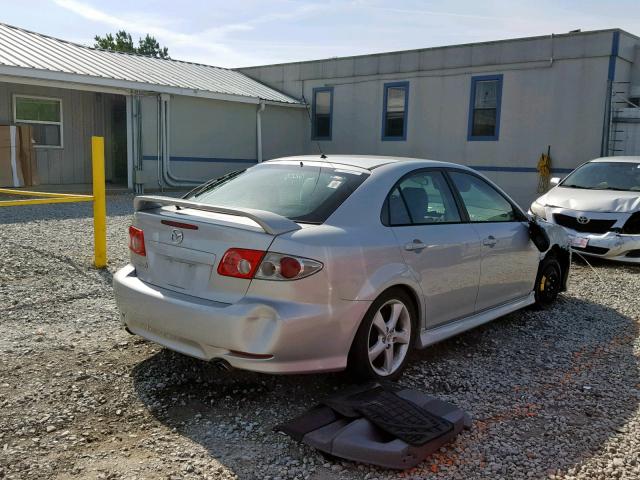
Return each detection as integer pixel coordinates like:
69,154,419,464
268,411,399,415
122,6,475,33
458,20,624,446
532,207,640,264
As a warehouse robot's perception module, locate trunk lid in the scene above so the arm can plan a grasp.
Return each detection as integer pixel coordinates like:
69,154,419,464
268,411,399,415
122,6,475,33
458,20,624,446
131,197,300,304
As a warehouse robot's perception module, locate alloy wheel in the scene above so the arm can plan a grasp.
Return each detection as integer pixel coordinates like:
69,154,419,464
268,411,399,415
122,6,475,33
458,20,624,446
367,299,412,377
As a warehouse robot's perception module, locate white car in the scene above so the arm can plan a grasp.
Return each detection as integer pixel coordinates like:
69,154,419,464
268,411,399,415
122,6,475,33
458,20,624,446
530,156,640,263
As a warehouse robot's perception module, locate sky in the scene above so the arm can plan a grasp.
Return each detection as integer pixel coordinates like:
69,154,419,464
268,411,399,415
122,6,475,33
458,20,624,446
2,0,640,68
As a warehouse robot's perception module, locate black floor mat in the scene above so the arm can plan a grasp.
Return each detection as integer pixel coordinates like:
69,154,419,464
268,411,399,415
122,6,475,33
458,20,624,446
323,385,453,446
276,384,470,469
356,390,453,446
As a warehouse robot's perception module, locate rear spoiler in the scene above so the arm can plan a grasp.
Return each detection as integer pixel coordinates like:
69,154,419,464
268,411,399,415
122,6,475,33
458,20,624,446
134,195,302,236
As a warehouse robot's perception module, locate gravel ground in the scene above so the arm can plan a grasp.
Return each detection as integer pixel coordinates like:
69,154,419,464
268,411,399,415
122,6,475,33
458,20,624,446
0,194,639,480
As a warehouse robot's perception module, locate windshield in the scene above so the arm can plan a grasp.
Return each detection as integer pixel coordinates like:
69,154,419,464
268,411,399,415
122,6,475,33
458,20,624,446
186,163,369,224
560,162,640,191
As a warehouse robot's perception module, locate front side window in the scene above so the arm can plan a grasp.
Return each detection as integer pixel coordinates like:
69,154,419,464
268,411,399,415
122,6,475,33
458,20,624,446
188,163,367,224
385,170,461,225
449,171,516,222
468,75,502,141
382,82,409,140
560,161,640,191
312,87,333,140
14,96,63,147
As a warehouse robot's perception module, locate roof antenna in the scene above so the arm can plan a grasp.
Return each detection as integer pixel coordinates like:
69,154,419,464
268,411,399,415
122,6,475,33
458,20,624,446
301,93,326,159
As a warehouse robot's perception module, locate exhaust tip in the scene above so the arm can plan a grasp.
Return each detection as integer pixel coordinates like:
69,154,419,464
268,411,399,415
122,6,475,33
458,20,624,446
211,358,232,371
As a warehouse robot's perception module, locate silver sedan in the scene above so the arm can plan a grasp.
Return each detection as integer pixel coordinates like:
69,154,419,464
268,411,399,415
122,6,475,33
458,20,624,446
114,156,570,380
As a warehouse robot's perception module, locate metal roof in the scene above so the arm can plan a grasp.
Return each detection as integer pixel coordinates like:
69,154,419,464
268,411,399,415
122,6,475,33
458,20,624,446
0,23,300,105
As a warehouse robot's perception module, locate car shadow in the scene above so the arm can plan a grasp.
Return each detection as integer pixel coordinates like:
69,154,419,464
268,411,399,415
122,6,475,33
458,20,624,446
131,294,639,478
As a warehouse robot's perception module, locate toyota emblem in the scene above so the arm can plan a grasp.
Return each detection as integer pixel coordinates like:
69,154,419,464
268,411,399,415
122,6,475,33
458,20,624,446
577,216,590,225
171,229,184,244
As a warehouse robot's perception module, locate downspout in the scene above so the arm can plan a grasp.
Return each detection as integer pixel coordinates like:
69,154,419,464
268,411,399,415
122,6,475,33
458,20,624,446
257,101,266,162
601,31,620,156
134,94,144,194
156,95,163,190
125,95,134,191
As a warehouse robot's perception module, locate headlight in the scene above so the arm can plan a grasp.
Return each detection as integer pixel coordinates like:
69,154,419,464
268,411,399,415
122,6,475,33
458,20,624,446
530,201,547,220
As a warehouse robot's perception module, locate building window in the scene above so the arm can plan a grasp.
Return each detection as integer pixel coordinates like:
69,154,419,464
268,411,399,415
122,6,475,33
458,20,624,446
312,87,333,140
382,82,409,141
468,74,502,141
13,95,63,147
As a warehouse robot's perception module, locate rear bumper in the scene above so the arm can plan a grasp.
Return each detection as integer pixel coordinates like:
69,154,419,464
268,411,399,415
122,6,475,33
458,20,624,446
113,264,371,374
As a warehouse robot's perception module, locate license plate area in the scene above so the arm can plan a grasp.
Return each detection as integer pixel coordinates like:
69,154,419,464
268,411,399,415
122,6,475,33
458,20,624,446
157,256,209,290
569,235,589,248
143,240,215,294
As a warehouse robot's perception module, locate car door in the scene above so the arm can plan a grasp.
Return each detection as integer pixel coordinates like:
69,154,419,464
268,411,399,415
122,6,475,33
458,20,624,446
384,169,482,327
447,170,540,311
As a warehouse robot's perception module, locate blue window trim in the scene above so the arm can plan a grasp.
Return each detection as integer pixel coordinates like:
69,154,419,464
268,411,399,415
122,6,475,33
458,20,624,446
467,74,503,141
381,81,409,141
311,86,333,141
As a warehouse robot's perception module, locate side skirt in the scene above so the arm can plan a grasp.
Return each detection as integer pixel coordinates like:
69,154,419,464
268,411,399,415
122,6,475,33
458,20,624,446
418,292,535,348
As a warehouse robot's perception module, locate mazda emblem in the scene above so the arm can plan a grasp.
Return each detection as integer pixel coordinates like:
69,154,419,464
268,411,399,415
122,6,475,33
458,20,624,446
171,229,184,244
577,216,590,225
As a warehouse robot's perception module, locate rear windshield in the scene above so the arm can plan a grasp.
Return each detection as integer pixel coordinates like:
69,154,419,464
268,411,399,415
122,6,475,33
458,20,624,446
186,163,369,224
561,162,640,191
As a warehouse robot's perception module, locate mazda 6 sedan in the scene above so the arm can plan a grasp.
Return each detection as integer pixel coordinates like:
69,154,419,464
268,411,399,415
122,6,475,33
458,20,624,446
530,156,640,263
114,155,570,380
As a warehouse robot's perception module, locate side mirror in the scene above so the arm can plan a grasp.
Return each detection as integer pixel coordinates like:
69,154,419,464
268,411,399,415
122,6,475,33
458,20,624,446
529,220,551,252
549,177,561,186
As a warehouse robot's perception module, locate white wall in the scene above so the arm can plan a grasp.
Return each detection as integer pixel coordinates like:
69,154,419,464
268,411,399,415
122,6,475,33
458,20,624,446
137,93,307,189
240,29,640,206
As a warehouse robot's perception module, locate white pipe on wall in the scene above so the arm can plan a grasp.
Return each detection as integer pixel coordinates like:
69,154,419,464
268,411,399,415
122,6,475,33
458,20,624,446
125,95,134,190
159,93,201,187
257,101,266,163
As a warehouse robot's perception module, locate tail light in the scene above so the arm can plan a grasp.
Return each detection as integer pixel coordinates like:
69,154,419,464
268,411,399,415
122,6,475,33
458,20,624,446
128,226,146,256
217,249,323,280
255,253,322,281
218,248,265,279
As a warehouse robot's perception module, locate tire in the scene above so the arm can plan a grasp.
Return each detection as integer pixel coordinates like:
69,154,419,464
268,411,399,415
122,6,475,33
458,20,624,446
348,288,417,381
534,256,562,308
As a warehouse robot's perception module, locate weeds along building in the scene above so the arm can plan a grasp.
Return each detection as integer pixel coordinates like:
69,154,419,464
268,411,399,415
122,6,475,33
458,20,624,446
0,23,639,205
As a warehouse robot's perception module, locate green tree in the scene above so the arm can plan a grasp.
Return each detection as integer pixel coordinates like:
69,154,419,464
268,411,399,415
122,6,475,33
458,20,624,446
94,30,169,59
137,34,169,59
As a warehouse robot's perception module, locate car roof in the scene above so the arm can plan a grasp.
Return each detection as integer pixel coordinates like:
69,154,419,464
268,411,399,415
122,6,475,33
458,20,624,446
590,156,640,163
265,155,462,171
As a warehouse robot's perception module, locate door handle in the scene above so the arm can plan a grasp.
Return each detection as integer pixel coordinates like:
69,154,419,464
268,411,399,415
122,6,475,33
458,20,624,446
405,239,427,251
483,235,497,247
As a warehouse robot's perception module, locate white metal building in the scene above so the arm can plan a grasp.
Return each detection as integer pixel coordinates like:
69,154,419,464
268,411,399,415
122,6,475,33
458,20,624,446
240,29,640,205
0,23,305,192
1,23,640,205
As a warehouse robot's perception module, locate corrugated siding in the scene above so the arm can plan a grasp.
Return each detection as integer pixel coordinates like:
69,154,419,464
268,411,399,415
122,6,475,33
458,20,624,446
0,23,299,104
0,81,118,184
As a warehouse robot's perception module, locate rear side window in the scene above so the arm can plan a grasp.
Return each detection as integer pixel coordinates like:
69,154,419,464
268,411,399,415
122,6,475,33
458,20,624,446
449,171,517,222
188,163,368,224
384,170,461,225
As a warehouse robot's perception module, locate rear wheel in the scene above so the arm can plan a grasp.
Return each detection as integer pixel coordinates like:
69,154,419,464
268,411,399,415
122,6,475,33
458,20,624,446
534,256,562,307
348,289,416,381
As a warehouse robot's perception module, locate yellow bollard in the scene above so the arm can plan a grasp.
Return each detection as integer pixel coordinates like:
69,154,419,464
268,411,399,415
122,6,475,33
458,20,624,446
91,136,107,268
